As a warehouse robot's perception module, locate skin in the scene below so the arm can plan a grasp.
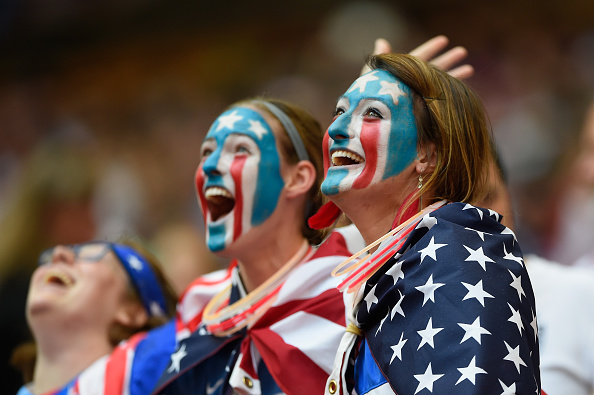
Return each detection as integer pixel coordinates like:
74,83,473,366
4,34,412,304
27,245,146,394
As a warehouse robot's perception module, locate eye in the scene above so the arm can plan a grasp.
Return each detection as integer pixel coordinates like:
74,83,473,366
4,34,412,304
201,147,213,158
333,107,345,119
364,107,383,119
235,145,250,154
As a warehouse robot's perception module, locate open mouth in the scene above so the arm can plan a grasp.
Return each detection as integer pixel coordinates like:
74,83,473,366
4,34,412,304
331,150,365,167
43,271,74,287
204,187,235,221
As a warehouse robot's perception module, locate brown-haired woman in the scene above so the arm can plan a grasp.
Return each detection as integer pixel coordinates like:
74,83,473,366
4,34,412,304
153,97,365,394
320,53,541,394
14,239,177,395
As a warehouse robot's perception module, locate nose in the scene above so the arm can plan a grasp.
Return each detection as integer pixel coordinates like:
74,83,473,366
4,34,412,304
51,245,76,265
327,115,350,141
202,151,223,177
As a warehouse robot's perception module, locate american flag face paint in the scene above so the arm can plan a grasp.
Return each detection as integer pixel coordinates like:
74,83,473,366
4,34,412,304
196,107,284,253
321,70,418,196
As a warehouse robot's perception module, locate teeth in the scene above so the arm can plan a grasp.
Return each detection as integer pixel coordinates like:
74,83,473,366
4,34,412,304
43,271,73,286
331,150,364,165
204,187,233,199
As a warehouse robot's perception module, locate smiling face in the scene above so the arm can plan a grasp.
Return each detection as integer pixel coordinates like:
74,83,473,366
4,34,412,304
196,107,285,253
27,245,131,336
321,70,418,196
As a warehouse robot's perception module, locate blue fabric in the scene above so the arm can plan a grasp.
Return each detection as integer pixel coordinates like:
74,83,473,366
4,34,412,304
111,243,167,317
354,338,388,395
130,320,177,395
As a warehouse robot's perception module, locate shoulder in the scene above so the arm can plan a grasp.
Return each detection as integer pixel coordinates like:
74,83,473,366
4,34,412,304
176,266,234,330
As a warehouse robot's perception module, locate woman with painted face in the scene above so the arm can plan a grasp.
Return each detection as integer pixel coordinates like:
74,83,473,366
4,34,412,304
14,240,177,395
319,54,542,394
153,97,366,394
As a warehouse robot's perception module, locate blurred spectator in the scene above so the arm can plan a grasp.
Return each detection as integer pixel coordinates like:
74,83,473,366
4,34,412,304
549,97,594,265
476,152,594,395
0,133,99,392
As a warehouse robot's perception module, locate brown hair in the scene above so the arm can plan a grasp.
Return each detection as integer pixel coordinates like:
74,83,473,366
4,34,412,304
368,53,492,210
234,98,329,245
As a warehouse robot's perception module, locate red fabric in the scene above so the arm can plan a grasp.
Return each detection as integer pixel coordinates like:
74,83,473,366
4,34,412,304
308,201,342,230
391,190,420,229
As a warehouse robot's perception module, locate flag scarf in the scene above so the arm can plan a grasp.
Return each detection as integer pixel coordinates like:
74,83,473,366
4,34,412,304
154,226,365,394
17,321,176,395
326,203,541,395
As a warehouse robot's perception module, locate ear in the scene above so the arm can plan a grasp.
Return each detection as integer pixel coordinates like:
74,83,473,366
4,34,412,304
114,300,148,330
416,142,437,175
284,160,316,199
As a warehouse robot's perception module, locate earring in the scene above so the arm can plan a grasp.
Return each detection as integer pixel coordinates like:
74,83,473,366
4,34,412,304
417,175,423,189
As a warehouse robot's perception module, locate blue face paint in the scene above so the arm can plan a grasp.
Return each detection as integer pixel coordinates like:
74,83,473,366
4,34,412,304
197,107,285,252
321,70,418,196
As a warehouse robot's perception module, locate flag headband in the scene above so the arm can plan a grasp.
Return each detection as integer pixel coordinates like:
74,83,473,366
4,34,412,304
111,243,168,318
252,100,310,162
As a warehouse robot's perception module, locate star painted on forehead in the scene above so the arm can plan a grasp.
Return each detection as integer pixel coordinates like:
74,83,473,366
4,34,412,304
348,71,380,93
378,80,405,106
248,119,268,139
216,110,243,132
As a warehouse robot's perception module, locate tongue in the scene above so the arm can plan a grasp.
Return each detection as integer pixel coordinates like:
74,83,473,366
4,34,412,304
207,195,235,221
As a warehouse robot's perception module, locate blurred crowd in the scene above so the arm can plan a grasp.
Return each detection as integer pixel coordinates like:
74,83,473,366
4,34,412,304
1,0,593,392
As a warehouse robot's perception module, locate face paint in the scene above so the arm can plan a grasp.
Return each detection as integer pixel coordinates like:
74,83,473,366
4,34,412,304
321,70,418,196
195,107,284,252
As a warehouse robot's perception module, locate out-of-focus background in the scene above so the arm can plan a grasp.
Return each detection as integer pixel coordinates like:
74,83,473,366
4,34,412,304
1,0,593,391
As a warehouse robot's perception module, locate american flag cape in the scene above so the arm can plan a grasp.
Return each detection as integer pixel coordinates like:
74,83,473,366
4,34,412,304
153,226,366,395
16,320,176,395
327,203,541,395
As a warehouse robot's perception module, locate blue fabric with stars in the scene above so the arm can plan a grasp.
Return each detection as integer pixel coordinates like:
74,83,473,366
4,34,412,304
152,282,283,395
352,202,541,394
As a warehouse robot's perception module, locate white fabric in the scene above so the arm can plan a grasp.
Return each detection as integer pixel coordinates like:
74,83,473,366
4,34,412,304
526,254,594,395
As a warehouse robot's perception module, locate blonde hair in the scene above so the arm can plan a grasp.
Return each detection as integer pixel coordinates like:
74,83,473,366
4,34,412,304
368,53,492,210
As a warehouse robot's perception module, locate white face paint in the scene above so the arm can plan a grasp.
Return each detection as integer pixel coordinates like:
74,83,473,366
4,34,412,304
195,107,285,253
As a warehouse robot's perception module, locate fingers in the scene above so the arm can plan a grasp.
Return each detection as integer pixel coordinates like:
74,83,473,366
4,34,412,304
409,36,475,80
373,38,392,56
428,46,468,71
448,64,475,80
408,35,449,61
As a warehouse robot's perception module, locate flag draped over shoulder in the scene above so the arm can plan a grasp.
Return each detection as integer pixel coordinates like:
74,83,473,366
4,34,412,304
353,203,540,394
154,226,365,394
17,321,177,395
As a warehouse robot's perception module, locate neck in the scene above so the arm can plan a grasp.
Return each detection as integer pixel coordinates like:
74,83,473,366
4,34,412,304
332,177,419,247
236,233,307,293
31,324,113,394
224,200,309,293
